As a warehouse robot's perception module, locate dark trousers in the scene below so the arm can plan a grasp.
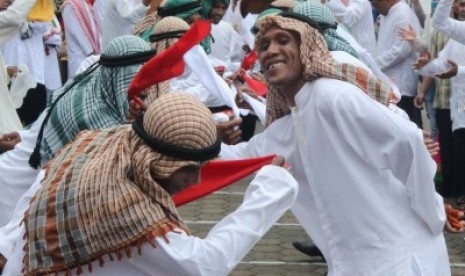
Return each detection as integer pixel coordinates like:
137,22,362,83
17,83,47,126
397,96,422,128
435,109,455,197
453,128,465,197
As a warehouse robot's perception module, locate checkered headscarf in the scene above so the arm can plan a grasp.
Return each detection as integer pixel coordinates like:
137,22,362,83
142,17,191,104
41,36,153,161
23,94,219,275
255,14,394,125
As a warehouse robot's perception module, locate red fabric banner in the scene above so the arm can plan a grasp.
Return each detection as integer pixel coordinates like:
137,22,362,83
127,20,212,100
173,155,276,206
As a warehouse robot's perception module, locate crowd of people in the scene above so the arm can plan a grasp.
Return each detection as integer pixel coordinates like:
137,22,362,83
0,0,464,274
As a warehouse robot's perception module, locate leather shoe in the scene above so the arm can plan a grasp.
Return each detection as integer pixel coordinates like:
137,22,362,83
292,241,325,260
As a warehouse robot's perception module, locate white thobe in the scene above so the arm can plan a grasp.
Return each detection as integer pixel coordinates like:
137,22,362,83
62,2,99,79
220,53,449,276
376,1,422,97
0,0,37,133
417,39,465,131
210,20,239,71
0,112,45,226
432,0,465,44
326,0,377,56
100,0,147,50
1,165,298,276
1,22,48,85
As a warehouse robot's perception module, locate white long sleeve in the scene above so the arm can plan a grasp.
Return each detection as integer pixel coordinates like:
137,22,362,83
432,0,465,44
328,83,445,235
136,165,298,276
0,0,36,43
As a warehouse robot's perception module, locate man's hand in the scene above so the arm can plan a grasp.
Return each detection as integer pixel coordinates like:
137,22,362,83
414,93,424,108
398,24,417,43
0,132,21,153
127,97,148,123
436,60,458,79
423,130,439,156
0,0,11,10
6,66,17,78
413,52,431,70
216,117,242,145
270,155,285,166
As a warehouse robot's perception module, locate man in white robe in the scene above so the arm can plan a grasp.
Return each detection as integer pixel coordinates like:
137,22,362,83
372,0,423,127
0,0,36,139
61,0,101,79
0,93,298,276
326,0,377,55
221,5,450,275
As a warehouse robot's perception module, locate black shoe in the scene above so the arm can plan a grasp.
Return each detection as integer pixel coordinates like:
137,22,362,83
292,241,325,259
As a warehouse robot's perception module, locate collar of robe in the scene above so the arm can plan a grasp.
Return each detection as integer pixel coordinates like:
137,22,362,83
132,116,221,162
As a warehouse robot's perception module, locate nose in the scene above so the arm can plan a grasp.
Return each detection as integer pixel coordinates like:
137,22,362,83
259,41,279,66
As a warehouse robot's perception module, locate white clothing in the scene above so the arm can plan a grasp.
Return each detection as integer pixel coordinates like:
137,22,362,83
0,56,22,133
100,0,147,50
1,22,48,85
417,39,465,131
220,52,449,276
0,0,36,43
0,112,45,226
172,45,239,113
0,0,43,133
376,1,422,97
62,2,100,79
432,0,465,44
210,20,238,71
326,0,377,55
1,165,298,276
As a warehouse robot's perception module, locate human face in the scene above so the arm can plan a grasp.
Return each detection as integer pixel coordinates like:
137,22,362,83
458,0,465,20
209,1,227,24
257,26,305,103
157,164,203,195
453,0,460,18
370,0,391,16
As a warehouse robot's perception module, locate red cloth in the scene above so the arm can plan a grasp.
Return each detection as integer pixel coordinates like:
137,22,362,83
173,155,276,206
240,50,267,96
127,20,212,100
242,71,267,97
241,50,257,71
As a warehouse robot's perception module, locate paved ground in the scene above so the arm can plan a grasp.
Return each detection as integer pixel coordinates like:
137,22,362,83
178,174,465,276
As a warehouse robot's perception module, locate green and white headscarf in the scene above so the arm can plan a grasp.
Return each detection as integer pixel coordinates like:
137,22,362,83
40,36,154,162
200,0,230,18
292,1,358,57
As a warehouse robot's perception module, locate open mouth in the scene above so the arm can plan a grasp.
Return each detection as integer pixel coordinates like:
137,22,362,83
266,61,286,73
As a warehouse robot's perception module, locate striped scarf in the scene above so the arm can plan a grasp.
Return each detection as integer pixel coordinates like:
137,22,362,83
41,35,152,161
255,14,394,125
143,16,191,104
133,11,161,41
61,0,101,54
23,94,219,275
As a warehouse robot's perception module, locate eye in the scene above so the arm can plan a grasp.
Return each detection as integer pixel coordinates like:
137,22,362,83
258,39,270,52
277,36,289,45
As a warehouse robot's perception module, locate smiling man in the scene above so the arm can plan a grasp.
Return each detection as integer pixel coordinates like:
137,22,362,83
221,2,450,275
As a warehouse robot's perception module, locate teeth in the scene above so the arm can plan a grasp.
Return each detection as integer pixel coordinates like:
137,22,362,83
268,62,285,71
